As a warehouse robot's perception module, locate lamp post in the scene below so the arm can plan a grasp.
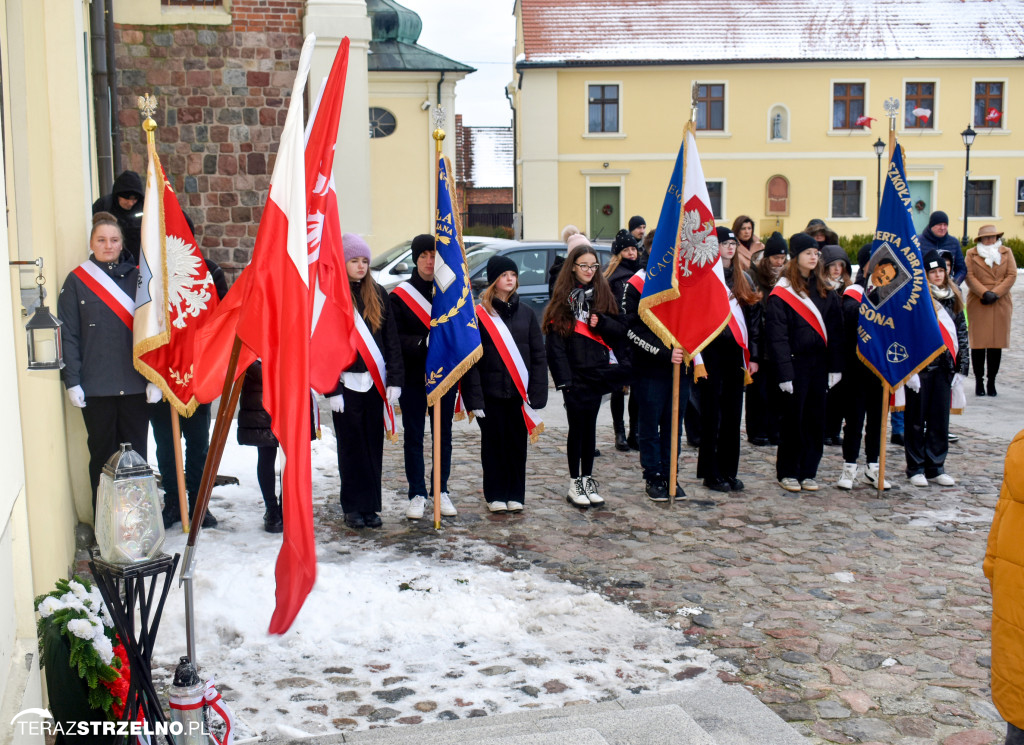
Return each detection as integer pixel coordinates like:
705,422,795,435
873,137,886,218
961,124,977,246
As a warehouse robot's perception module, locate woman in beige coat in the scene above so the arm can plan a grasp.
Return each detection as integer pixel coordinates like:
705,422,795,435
966,224,1017,396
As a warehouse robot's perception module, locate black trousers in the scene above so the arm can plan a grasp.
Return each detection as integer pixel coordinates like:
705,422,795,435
478,396,527,502
745,363,781,443
149,401,211,514
972,348,1002,381
81,394,149,507
904,368,951,478
824,379,845,440
1006,722,1024,745
610,387,638,435
333,388,385,514
256,445,277,508
696,339,745,483
564,390,602,479
634,372,689,482
841,363,883,465
776,354,827,481
399,384,457,498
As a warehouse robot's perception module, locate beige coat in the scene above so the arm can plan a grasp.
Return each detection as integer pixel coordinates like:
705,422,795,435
965,244,1016,349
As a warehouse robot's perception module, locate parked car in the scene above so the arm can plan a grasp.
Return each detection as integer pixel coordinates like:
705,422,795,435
371,235,516,288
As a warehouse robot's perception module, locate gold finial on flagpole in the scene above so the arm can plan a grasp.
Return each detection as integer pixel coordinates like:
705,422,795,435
883,96,900,156
432,105,446,155
690,82,699,125
138,93,158,144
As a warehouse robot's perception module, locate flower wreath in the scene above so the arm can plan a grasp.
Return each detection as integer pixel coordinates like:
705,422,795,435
35,576,131,719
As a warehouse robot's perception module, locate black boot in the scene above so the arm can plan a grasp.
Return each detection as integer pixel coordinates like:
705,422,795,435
626,431,639,451
972,349,986,396
344,512,366,529
264,499,283,533
987,349,1000,397
162,501,181,530
614,423,629,452
976,377,986,396
188,496,218,529
987,378,997,397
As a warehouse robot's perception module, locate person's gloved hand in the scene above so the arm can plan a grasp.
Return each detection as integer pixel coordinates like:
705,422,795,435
952,373,967,389
906,374,921,393
67,385,86,408
981,291,998,305
472,409,485,419
779,381,794,394
386,386,401,406
329,394,344,413
828,372,842,389
146,382,163,404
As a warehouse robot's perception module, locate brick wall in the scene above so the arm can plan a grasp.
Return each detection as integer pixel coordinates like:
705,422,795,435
114,0,304,282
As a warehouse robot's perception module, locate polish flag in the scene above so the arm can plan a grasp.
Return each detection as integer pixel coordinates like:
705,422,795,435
985,107,1002,124
855,115,876,127
911,107,931,124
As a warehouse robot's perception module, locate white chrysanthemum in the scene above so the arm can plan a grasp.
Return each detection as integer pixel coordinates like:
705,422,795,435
69,581,91,601
59,592,87,614
68,618,97,640
92,633,114,665
37,596,62,618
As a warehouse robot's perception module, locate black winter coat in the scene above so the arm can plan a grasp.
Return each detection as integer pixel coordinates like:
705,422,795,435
332,279,404,392
388,271,432,387
606,257,641,307
462,294,548,410
919,228,968,286
92,171,145,265
236,360,319,447
546,286,628,398
924,291,970,380
721,266,764,363
621,279,675,379
767,275,844,383
841,288,871,375
58,256,147,397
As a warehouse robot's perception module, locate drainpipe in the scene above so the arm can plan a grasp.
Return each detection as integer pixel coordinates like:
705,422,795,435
105,0,120,174
90,0,114,194
505,80,518,239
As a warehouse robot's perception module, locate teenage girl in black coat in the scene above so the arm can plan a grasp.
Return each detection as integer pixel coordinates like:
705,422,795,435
543,236,627,509
604,229,643,451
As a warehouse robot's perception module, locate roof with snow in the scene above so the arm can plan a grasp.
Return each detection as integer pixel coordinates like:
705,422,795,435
465,127,513,188
518,0,1024,66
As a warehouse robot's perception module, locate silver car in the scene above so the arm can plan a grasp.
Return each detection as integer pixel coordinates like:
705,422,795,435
371,236,517,289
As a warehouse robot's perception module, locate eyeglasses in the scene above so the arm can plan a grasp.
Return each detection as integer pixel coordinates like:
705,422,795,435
574,263,600,271
720,240,739,248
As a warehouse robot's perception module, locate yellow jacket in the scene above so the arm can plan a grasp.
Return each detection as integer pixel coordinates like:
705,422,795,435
984,429,1024,727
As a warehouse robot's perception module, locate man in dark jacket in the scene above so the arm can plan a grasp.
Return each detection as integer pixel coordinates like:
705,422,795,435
92,171,145,264
919,210,967,285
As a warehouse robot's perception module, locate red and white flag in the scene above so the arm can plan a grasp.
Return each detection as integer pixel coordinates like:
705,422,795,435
985,107,1002,124
194,34,318,634
911,107,931,124
306,38,357,393
133,137,219,415
855,115,876,127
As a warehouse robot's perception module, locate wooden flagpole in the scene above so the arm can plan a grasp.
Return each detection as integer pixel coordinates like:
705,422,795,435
170,409,191,532
432,111,444,530
878,383,890,497
668,356,680,506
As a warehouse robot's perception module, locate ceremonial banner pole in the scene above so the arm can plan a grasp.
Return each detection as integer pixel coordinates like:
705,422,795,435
170,409,190,532
876,96,899,496
432,120,444,531
668,356,681,505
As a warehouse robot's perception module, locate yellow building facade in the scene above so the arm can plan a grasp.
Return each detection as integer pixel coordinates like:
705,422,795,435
513,1,1024,244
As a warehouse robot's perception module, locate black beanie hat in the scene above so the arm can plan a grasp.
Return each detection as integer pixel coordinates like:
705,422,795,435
486,254,518,286
922,249,944,272
857,243,873,270
788,232,818,258
927,210,949,229
715,226,735,244
611,228,640,255
763,231,787,258
411,233,435,264
628,215,646,232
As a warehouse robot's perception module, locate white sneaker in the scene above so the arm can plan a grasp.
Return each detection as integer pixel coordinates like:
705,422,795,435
438,492,457,516
487,501,508,513
582,476,604,506
837,463,858,490
567,477,590,507
864,466,888,489
929,473,956,486
506,501,524,513
406,495,427,519
801,478,820,491
779,478,801,492
909,473,929,487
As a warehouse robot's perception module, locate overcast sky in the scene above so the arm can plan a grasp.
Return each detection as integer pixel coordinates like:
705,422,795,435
398,0,517,127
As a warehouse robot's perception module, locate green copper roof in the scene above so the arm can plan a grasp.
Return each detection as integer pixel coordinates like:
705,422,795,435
366,0,474,73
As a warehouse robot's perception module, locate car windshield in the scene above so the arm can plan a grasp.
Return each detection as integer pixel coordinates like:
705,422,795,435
370,240,412,270
466,247,498,273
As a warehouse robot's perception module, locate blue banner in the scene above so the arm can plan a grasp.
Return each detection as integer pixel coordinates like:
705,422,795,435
425,156,481,406
857,144,944,388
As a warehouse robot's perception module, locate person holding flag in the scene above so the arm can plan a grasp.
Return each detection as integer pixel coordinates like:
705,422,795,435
328,233,403,529
767,233,844,492
462,255,547,513
903,250,969,487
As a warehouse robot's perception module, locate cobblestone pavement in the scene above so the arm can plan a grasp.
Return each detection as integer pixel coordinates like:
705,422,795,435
305,285,1024,745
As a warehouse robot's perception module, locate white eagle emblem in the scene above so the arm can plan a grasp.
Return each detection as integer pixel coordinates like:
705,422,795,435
166,235,213,329
678,209,718,277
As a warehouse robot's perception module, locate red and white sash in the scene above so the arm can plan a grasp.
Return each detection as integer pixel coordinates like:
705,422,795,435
935,302,958,361
476,306,544,442
169,678,237,745
843,284,864,304
573,319,618,363
73,261,135,329
771,278,827,343
392,281,431,329
352,312,397,439
692,295,751,383
626,269,645,294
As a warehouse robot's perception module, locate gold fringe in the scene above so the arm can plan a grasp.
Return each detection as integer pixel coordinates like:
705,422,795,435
950,407,964,415
692,363,707,382
855,345,945,391
386,431,400,444
131,356,200,417
426,345,482,408
528,420,545,445
743,369,753,386
453,410,467,422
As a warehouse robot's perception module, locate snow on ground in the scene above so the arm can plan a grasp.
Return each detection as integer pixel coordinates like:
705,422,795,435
150,423,725,739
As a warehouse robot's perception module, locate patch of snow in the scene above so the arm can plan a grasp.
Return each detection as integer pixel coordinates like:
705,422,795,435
830,572,856,584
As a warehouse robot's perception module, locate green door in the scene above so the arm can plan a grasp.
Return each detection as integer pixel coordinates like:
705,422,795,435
589,186,620,241
908,180,932,236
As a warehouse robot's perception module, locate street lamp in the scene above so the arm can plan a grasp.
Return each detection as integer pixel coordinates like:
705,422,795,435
872,137,886,217
961,124,977,246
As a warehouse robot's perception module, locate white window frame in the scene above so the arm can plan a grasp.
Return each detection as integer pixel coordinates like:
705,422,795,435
1015,177,1024,216
970,77,1010,134
767,104,790,143
583,80,625,139
827,78,871,136
828,177,866,221
694,80,730,137
963,176,999,220
899,78,940,135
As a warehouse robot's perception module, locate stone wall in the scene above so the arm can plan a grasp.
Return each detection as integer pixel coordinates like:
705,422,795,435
113,0,304,282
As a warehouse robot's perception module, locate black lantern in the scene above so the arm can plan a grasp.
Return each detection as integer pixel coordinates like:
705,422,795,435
872,137,886,218
9,258,63,370
960,124,977,246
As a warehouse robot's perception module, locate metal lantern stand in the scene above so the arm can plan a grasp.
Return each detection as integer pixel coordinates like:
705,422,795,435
89,552,180,745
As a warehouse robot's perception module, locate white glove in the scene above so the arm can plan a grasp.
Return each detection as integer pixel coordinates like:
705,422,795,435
67,385,86,408
952,373,967,389
329,394,345,413
779,381,794,394
146,382,163,404
386,386,401,406
472,409,485,419
906,374,921,393
828,372,842,390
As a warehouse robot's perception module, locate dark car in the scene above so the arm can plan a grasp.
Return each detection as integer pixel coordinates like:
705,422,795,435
468,240,613,313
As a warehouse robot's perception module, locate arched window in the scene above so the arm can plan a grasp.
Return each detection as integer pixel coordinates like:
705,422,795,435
368,107,396,138
766,175,789,215
768,105,789,142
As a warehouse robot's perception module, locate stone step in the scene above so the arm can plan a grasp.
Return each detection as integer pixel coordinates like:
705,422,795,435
262,684,805,745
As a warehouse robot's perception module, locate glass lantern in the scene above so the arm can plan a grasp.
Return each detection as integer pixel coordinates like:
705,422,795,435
95,443,165,564
25,303,63,370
